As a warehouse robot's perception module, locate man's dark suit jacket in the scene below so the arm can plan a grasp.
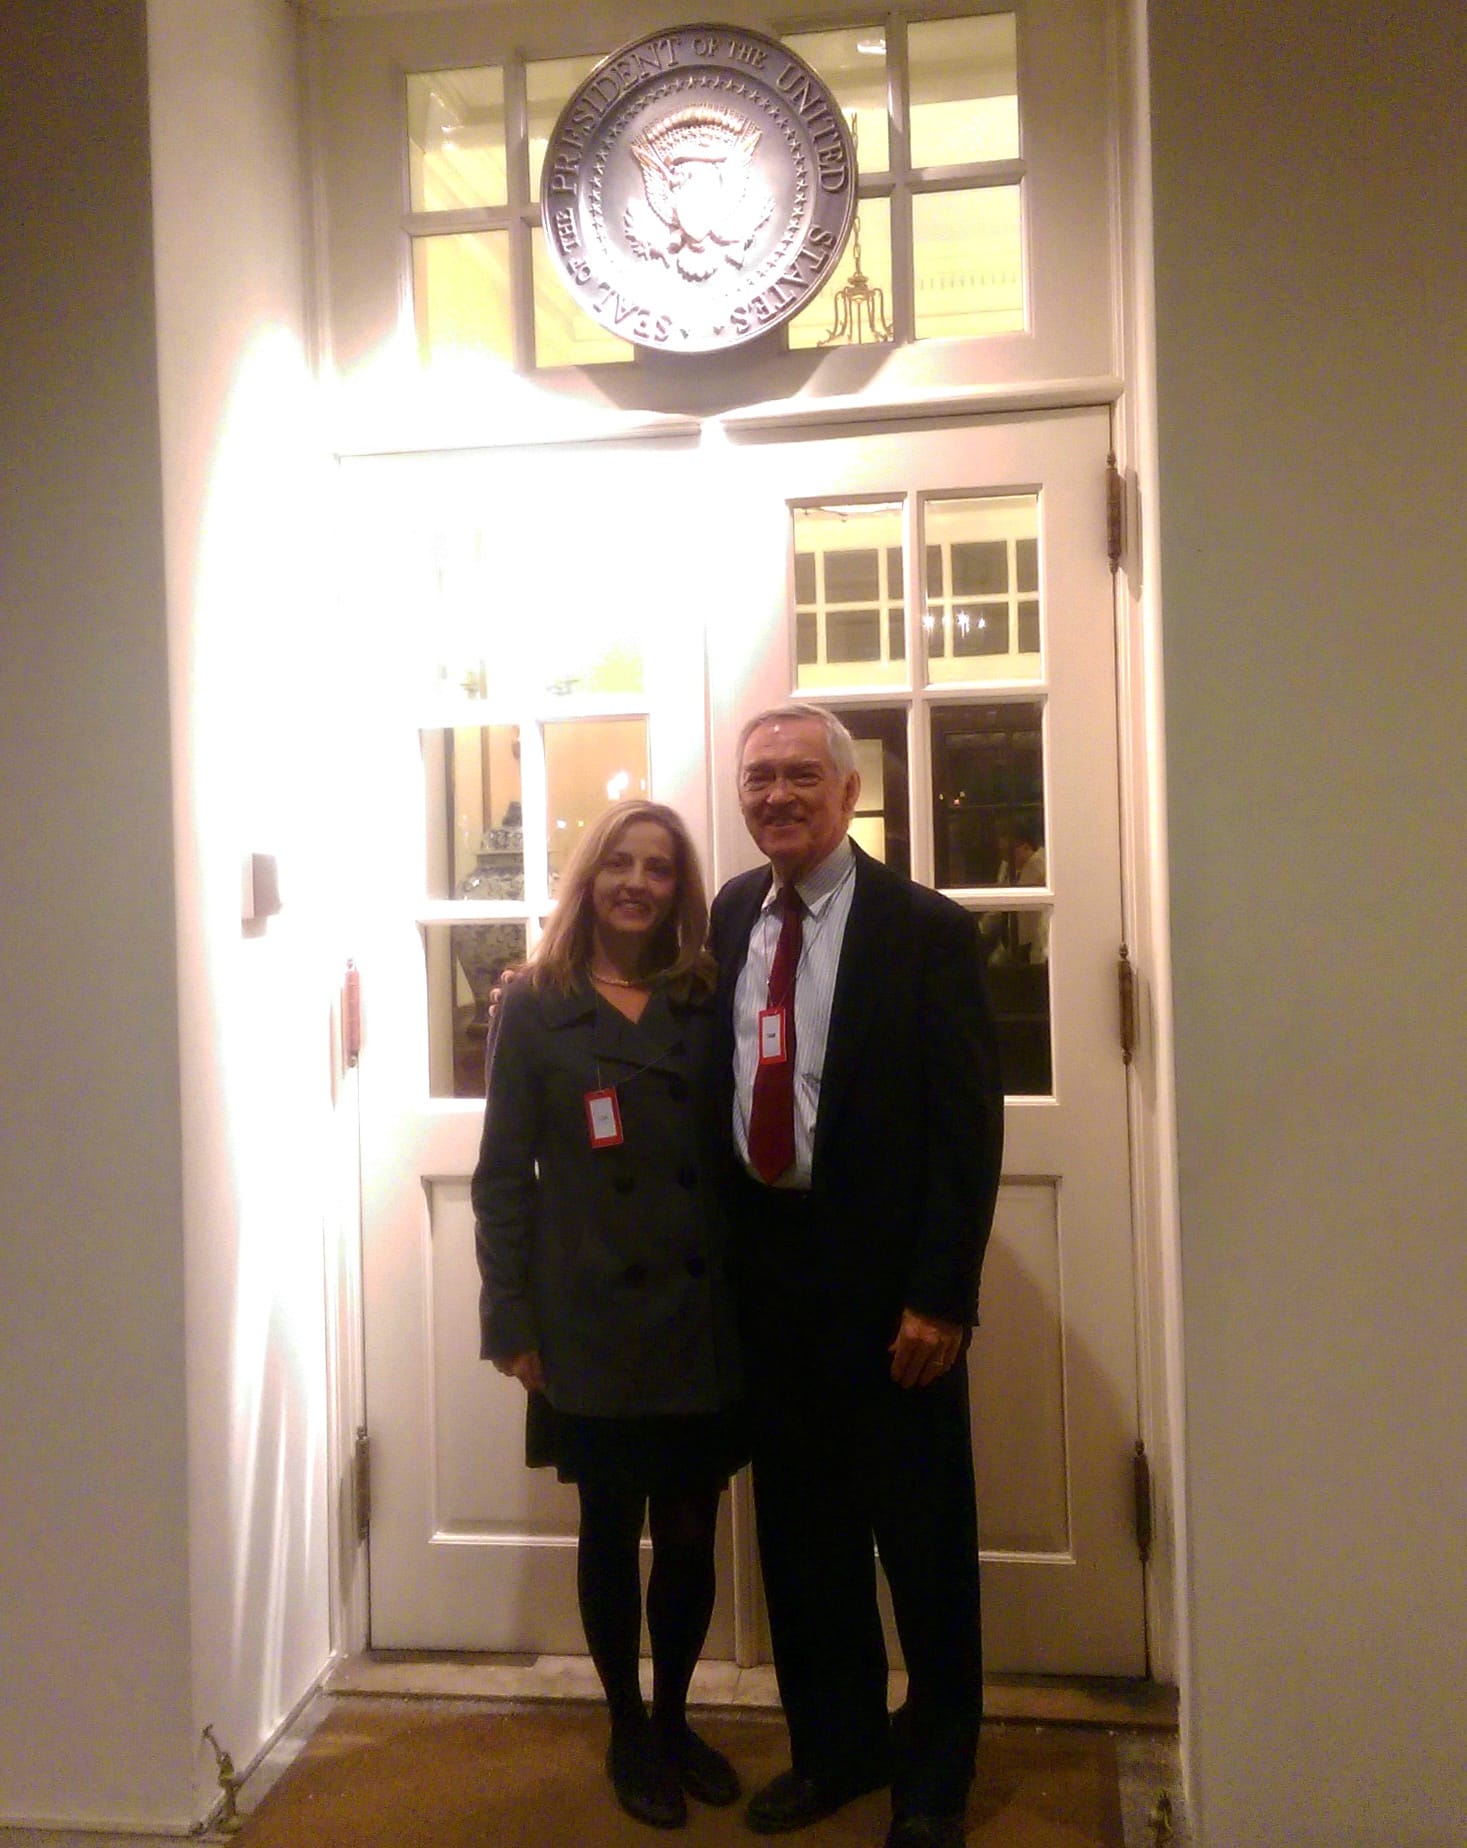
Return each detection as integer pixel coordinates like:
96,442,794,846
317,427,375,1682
710,841,1004,1382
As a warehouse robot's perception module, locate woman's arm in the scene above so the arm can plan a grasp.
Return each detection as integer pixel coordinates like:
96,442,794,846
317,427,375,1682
472,983,544,1365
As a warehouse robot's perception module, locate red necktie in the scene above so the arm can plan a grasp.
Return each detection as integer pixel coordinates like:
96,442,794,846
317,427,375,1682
748,885,803,1184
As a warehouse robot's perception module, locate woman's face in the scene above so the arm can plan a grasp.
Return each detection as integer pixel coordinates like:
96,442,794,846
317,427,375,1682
590,820,680,947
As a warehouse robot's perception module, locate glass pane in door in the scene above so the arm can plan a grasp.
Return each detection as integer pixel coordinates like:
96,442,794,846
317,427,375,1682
923,495,1040,683
792,501,906,689
930,698,1045,889
544,717,651,892
423,724,525,901
844,705,910,877
972,913,1052,1096
428,920,529,1100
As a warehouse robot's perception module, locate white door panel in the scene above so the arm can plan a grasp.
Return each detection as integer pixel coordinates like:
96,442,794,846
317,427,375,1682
346,439,723,1651
711,406,1145,1673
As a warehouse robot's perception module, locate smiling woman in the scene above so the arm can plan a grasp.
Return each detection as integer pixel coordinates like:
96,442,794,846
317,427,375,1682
470,797,742,1827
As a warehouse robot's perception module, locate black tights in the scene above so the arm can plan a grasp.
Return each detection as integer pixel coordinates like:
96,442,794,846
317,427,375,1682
576,1477,720,1740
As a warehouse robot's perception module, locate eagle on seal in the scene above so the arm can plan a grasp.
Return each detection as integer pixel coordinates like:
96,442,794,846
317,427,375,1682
624,106,775,281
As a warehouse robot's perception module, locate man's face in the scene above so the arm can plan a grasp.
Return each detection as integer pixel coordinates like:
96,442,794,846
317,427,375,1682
737,717,860,882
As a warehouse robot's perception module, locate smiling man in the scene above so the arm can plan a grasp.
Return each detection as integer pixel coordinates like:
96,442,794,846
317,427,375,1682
710,704,1004,1848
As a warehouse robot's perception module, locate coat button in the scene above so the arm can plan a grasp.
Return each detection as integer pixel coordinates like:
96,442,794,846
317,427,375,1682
685,1255,707,1279
676,1164,697,1189
666,1075,689,1102
613,1174,634,1195
623,1262,647,1287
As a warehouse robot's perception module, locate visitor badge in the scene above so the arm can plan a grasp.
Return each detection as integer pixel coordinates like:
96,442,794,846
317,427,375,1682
758,1007,789,1065
584,1087,624,1148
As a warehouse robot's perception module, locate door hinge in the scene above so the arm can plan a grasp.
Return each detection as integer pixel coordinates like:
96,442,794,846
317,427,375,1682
1133,1438,1153,1565
1106,451,1126,574
343,960,362,1067
352,1425,372,1543
1118,944,1137,1064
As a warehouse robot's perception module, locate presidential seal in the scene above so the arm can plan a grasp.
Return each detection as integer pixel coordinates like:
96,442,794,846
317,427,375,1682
540,25,857,354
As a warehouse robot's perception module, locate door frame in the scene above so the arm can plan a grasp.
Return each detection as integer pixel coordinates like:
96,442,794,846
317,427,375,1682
313,0,1183,1691
324,383,1182,1687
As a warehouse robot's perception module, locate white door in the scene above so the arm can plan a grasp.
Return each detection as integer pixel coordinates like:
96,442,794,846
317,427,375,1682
349,404,1144,1674
344,435,724,1649
708,404,1144,1673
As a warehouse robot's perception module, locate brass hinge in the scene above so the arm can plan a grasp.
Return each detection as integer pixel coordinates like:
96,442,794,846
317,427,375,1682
352,1425,372,1543
343,960,362,1067
1118,944,1137,1064
1133,1438,1153,1565
1106,451,1125,574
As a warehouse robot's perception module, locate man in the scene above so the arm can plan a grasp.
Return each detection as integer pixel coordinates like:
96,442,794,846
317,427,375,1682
1010,821,1049,964
711,703,1004,1848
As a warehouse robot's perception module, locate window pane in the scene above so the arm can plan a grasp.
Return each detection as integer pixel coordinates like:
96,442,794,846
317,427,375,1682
930,699,1045,890
413,231,513,364
429,921,528,1100
423,725,525,901
825,548,880,603
527,55,599,201
786,197,893,351
827,608,881,662
407,68,507,211
782,26,889,173
953,602,1008,656
908,16,1019,168
922,495,1041,685
913,186,1024,340
531,226,634,368
792,500,906,690
845,706,910,877
973,918,1052,1096
544,717,650,891
952,539,1007,595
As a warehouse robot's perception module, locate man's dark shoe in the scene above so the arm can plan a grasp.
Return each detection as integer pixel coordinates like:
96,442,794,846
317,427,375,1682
658,1723,741,1806
884,1812,967,1848
745,1766,887,1835
605,1732,687,1829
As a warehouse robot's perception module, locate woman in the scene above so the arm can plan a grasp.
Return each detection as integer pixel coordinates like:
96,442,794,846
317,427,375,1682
472,801,745,1830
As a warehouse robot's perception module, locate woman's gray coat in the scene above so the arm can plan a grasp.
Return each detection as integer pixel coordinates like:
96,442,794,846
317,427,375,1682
472,977,743,1419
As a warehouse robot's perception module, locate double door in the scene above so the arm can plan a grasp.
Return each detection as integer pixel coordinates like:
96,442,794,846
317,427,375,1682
347,403,1145,1674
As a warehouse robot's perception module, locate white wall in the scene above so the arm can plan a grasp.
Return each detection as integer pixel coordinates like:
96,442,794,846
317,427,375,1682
0,0,347,1826
146,0,346,1815
1149,5,1467,1843
0,2,195,1825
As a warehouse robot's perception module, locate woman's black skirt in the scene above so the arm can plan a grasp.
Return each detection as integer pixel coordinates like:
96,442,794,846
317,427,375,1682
525,1391,749,1494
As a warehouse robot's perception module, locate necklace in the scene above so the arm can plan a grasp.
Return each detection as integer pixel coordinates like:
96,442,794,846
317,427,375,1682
590,967,651,990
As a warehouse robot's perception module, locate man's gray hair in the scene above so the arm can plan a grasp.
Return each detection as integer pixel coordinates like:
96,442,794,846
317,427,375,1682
736,702,858,778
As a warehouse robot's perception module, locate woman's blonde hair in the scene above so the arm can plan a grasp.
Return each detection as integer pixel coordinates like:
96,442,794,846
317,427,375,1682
529,800,716,998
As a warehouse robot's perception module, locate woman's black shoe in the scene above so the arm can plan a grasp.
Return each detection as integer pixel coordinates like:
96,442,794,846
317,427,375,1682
606,1731,688,1829
660,1724,742,1806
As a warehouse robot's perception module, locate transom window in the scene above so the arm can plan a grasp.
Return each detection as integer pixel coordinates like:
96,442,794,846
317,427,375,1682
404,10,1024,372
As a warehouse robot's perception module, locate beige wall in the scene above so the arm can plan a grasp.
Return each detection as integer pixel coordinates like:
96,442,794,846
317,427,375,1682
1149,3,1467,1842
0,1,195,1823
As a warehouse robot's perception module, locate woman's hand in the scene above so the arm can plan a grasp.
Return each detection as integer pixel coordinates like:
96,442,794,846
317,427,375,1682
493,1350,546,1394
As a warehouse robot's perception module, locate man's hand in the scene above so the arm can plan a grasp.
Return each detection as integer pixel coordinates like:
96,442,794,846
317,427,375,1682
493,1350,546,1393
888,1309,965,1389
487,962,524,1023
